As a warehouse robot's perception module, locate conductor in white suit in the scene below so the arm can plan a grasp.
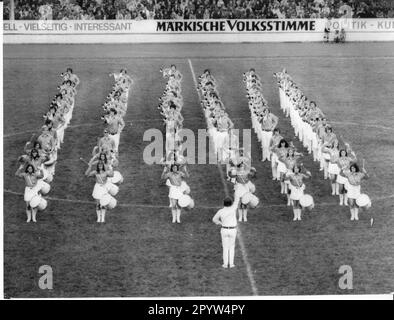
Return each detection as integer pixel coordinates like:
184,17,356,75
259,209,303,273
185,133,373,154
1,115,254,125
212,194,241,268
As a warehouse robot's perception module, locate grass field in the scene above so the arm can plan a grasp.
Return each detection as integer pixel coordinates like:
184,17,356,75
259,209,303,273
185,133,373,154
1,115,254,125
3,43,394,298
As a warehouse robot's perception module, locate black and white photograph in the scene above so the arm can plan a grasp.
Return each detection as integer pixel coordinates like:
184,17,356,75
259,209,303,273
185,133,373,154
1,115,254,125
1,0,394,304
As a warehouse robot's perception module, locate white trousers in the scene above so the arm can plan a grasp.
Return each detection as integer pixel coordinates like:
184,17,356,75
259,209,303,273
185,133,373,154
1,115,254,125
261,130,273,161
221,228,237,267
279,88,286,112
215,131,228,154
110,133,120,152
56,126,65,147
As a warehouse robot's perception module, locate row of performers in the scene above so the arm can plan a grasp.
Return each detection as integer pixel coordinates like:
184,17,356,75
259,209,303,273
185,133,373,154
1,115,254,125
15,68,80,223
244,69,313,221
159,65,195,223
199,69,260,222
275,69,371,221
83,69,132,223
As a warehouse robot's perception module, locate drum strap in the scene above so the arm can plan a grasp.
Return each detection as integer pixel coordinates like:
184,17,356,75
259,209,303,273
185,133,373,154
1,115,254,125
98,174,104,184
294,175,302,188
27,175,32,186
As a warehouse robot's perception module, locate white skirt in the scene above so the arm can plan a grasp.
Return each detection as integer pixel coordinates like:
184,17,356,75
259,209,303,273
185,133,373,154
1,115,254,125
180,181,190,194
24,185,40,202
345,183,361,199
246,181,255,193
284,169,293,186
277,160,287,174
234,183,249,199
328,163,340,175
289,184,305,201
336,174,348,185
271,152,278,164
168,184,184,200
92,183,108,200
215,131,228,150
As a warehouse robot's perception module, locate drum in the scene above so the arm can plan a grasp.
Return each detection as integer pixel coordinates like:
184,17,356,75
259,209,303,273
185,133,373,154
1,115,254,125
299,194,314,208
29,195,42,209
247,181,256,194
178,194,193,208
100,194,114,207
38,198,48,211
248,194,259,208
107,183,119,196
241,192,252,205
180,181,190,194
40,181,51,195
110,171,123,184
356,194,371,208
45,173,54,183
107,197,117,210
187,199,195,209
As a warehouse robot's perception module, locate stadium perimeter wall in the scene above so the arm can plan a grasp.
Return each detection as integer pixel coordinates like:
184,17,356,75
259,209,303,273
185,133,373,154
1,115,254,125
3,19,394,43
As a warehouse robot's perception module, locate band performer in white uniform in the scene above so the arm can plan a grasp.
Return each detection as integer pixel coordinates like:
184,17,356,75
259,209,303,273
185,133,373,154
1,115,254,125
212,194,241,269
259,108,278,162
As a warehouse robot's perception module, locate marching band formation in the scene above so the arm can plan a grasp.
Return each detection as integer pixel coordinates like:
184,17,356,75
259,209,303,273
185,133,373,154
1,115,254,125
12,65,375,271
15,68,80,223
275,69,371,222
83,69,132,223
14,66,372,228
159,65,194,223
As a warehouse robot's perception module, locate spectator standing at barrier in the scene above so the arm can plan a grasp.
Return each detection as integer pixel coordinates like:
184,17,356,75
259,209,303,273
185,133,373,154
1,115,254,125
212,6,222,19
196,5,204,18
324,17,331,42
233,3,244,18
388,6,394,18
253,0,263,17
202,7,209,19
38,2,53,20
183,7,191,19
212,195,241,269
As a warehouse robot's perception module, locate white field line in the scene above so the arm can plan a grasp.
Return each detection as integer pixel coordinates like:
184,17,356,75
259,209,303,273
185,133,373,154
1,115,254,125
188,58,259,296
